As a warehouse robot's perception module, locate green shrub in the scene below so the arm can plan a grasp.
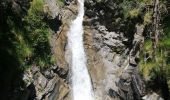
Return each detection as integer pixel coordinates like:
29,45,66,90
139,60,159,80
122,0,141,19
6,0,55,68
29,0,44,15
139,0,153,5
144,39,152,51
129,8,140,18
23,0,53,68
144,12,152,25
159,38,170,47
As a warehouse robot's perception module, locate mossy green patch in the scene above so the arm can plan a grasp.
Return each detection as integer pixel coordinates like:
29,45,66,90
129,8,140,18
144,12,152,25
144,39,152,51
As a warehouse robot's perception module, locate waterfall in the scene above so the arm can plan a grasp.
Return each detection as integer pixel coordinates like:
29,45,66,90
67,0,94,100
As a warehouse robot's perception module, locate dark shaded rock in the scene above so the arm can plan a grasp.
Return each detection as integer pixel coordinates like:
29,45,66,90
108,70,145,100
27,83,36,100
53,66,68,79
65,0,71,5
11,0,31,17
108,88,119,98
45,17,62,33
42,69,54,79
129,57,138,67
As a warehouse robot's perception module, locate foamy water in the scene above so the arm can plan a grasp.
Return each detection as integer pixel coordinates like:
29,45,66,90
67,0,94,100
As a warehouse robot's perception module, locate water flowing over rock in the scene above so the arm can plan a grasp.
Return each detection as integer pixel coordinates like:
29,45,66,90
67,0,94,100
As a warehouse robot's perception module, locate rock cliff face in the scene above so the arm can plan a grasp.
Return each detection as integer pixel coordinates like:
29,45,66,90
83,1,145,99
12,0,146,100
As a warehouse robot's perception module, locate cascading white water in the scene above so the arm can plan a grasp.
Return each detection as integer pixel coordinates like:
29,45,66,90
67,0,94,100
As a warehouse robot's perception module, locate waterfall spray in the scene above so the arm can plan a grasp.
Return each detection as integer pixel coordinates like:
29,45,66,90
67,0,94,100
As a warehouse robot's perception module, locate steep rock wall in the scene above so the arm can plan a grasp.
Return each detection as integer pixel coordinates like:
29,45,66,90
83,0,145,99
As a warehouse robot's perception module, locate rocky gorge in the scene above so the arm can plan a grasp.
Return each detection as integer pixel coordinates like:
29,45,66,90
0,0,170,100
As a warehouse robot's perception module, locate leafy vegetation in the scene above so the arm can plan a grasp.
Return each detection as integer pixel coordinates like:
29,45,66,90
119,0,170,98
144,12,152,25
129,8,140,18
0,0,57,98
138,0,170,98
1,0,54,70
17,0,52,67
122,0,142,19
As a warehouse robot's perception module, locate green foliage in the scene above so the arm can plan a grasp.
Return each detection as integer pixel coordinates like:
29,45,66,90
121,0,154,26
144,12,152,25
122,0,133,18
139,50,167,79
22,0,53,68
159,38,170,47
122,0,142,19
139,61,159,79
139,0,153,5
160,15,170,90
129,8,140,18
3,0,54,69
140,17,170,91
144,39,152,50
29,0,44,14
